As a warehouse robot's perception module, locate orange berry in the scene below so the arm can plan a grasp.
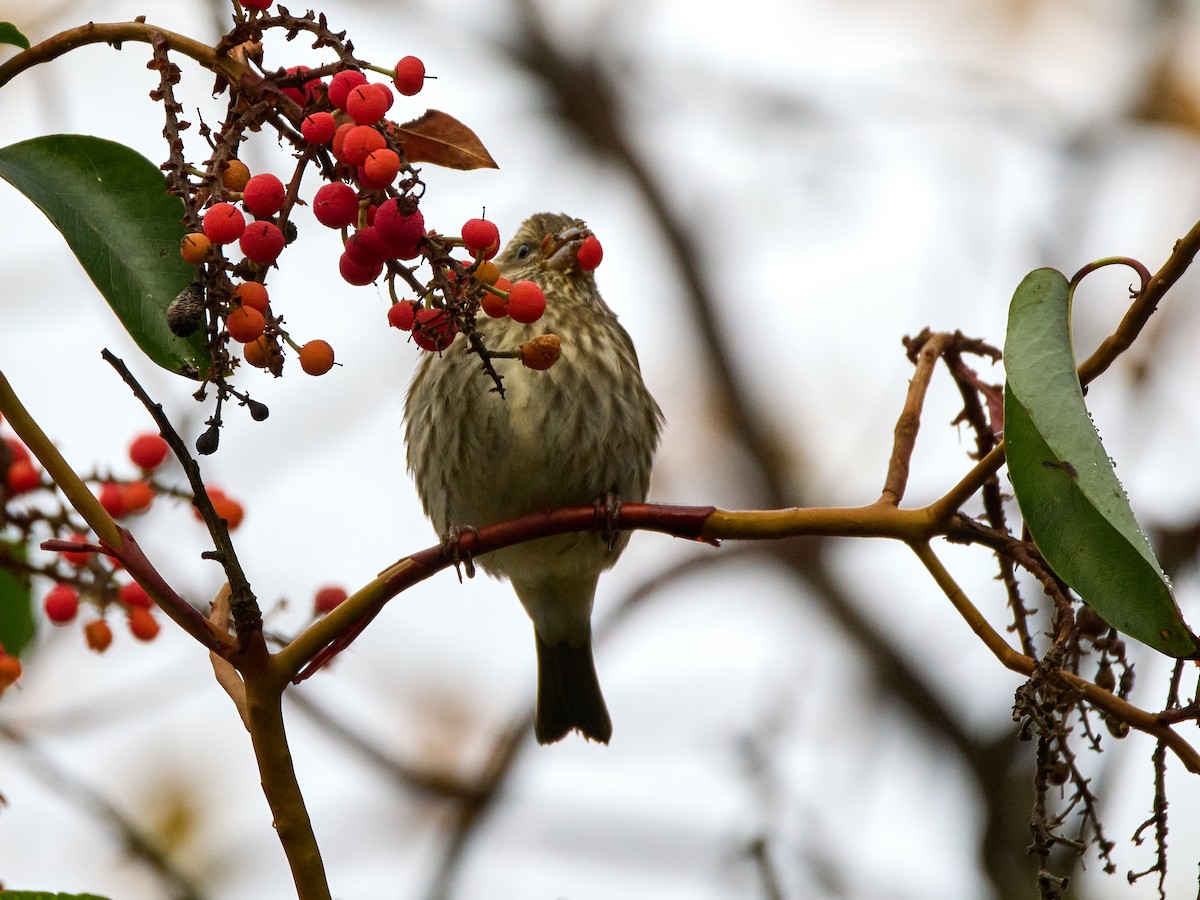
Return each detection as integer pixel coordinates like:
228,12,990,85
0,654,22,691
521,334,562,371
235,281,270,313
298,340,336,376
243,335,276,369
475,259,500,285
226,305,266,343
220,159,251,192
121,480,155,513
85,619,113,653
128,607,160,642
362,148,400,186
213,495,245,530
340,125,386,167
180,232,212,265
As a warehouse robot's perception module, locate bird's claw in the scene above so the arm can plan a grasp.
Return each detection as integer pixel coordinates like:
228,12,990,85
442,524,479,581
593,492,623,552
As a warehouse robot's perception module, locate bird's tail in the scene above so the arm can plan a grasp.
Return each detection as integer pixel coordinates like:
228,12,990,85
533,630,612,744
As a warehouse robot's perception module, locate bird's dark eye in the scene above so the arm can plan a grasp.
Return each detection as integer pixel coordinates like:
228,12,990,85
516,243,532,259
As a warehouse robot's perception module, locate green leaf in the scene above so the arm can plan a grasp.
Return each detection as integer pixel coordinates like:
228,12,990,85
0,135,208,378
0,538,34,657
0,22,31,50
1003,268,1197,656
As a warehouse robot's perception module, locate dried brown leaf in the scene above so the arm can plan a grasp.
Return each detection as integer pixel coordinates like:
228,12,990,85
392,109,499,171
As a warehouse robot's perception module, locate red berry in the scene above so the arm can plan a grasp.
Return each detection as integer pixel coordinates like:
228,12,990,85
44,584,80,624
344,227,391,266
226,305,267,343
340,125,386,167
119,581,154,610
281,65,320,107
314,585,348,614
5,438,29,465
239,221,286,265
313,182,359,229
388,300,418,331
328,69,368,111
412,308,457,351
346,83,392,125
60,534,92,568
374,202,425,250
301,111,337,145
235,281,270,313
128,607,160,642
461,218,499,255
480,290,508,319
122,480,155,514
242,173,286,217
203,202,246,244
241,0,272,9
339,252,384,286
393,56,426,96
299,340,336,376
98,482,127,518
507,281,547,323
84,619,113,653
577,234,603,271
6,459,40,494
129,433,169,470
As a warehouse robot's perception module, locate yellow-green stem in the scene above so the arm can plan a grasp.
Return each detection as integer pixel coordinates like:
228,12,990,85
0,370,120,548
242,658,331,899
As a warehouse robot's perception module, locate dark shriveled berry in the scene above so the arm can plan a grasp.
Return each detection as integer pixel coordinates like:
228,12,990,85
168,283,206,337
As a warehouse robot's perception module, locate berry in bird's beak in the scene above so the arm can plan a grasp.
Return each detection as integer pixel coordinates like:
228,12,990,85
541,222,591,271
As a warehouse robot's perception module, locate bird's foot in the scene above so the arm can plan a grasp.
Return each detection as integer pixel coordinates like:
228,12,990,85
442,524,480,582
593,492,623,552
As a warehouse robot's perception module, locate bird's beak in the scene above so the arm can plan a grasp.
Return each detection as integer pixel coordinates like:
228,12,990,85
541,223,590,272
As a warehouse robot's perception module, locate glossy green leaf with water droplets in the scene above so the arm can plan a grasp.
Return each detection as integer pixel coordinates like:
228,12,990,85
1003,267,1197,656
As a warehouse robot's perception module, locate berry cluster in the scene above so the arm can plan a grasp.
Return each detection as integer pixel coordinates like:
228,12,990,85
1,423,245,668
157,8,606,445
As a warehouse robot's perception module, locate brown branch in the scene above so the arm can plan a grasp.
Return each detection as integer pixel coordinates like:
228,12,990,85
882,331,956,505
910,541,1200,774
0,20,249,90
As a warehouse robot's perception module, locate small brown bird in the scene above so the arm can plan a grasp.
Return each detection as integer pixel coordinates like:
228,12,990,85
404,212,662,744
